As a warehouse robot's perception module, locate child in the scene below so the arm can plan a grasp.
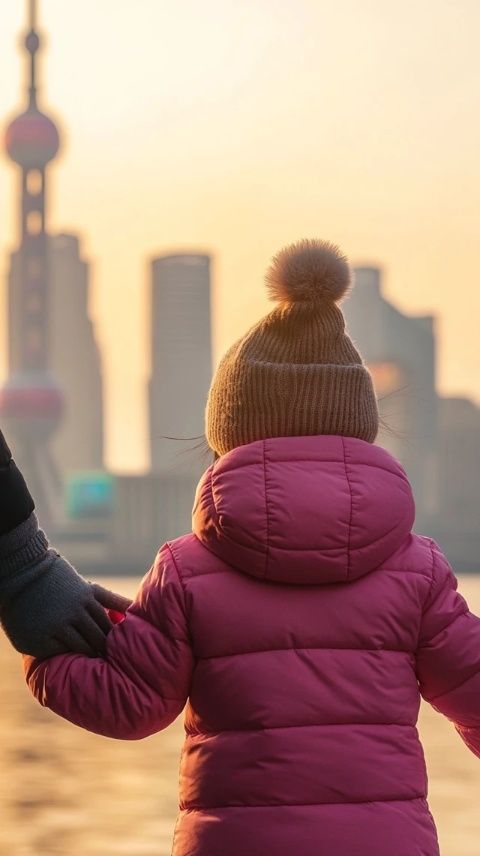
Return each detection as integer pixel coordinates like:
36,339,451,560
4,239,480,856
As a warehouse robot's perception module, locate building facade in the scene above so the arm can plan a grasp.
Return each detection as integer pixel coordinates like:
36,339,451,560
430,396,480,569
148,253,212,476
47,233,104,474
343,267,438,530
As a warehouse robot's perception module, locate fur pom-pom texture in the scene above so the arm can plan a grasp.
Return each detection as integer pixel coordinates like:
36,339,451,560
265,239,352,305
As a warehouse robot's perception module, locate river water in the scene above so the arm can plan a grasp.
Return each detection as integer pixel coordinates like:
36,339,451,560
1,575,480,856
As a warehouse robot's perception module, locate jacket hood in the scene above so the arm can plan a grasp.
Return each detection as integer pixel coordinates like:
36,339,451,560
192,434,415,585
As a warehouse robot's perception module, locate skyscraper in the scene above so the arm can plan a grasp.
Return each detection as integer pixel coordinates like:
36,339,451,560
342,266,438,527
1,0,63,526
105,253,213,569
47,234,104,474
148,253,212,475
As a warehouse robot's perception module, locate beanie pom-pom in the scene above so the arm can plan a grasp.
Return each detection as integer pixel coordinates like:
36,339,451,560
265,239,351,305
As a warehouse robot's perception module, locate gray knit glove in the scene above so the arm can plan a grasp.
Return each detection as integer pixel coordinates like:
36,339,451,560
0,511,132,658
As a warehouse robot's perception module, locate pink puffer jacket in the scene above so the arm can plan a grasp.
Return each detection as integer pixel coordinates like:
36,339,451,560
25,435,480,856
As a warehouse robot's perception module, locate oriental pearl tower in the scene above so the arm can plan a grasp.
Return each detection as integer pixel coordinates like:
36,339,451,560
1,0,64,528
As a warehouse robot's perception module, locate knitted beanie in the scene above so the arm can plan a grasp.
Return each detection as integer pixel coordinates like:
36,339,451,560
205,238,379,456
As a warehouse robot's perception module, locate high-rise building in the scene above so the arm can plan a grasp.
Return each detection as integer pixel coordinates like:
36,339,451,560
342,267,438,528
1,0,64,527
148,253,212,475
431,396,480,569
104,252,213,569
44,233,104,473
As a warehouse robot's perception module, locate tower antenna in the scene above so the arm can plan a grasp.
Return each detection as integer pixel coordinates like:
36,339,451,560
26,0,41,107
2,0,63,527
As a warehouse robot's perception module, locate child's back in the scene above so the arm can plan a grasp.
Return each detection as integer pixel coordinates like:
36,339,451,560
26,433,480,856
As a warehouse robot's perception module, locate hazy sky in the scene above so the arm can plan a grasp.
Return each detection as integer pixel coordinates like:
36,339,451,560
1,0,479,472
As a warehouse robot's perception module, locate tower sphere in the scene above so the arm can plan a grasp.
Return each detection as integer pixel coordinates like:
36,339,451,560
25,29,40,53
5,107,60,168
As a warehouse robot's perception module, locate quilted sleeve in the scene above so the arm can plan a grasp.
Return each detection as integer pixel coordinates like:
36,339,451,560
415,539,480,758
24,543,194,740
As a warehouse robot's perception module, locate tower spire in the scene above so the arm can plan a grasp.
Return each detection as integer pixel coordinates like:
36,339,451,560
26,0,41,108
1,0,64,527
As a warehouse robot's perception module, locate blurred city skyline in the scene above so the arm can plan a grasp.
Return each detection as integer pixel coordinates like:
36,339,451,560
1,0,479,472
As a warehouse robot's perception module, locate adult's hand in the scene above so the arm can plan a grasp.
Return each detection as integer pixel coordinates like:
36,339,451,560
0,428,132,658
0,512,133,658
0,540,132,658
